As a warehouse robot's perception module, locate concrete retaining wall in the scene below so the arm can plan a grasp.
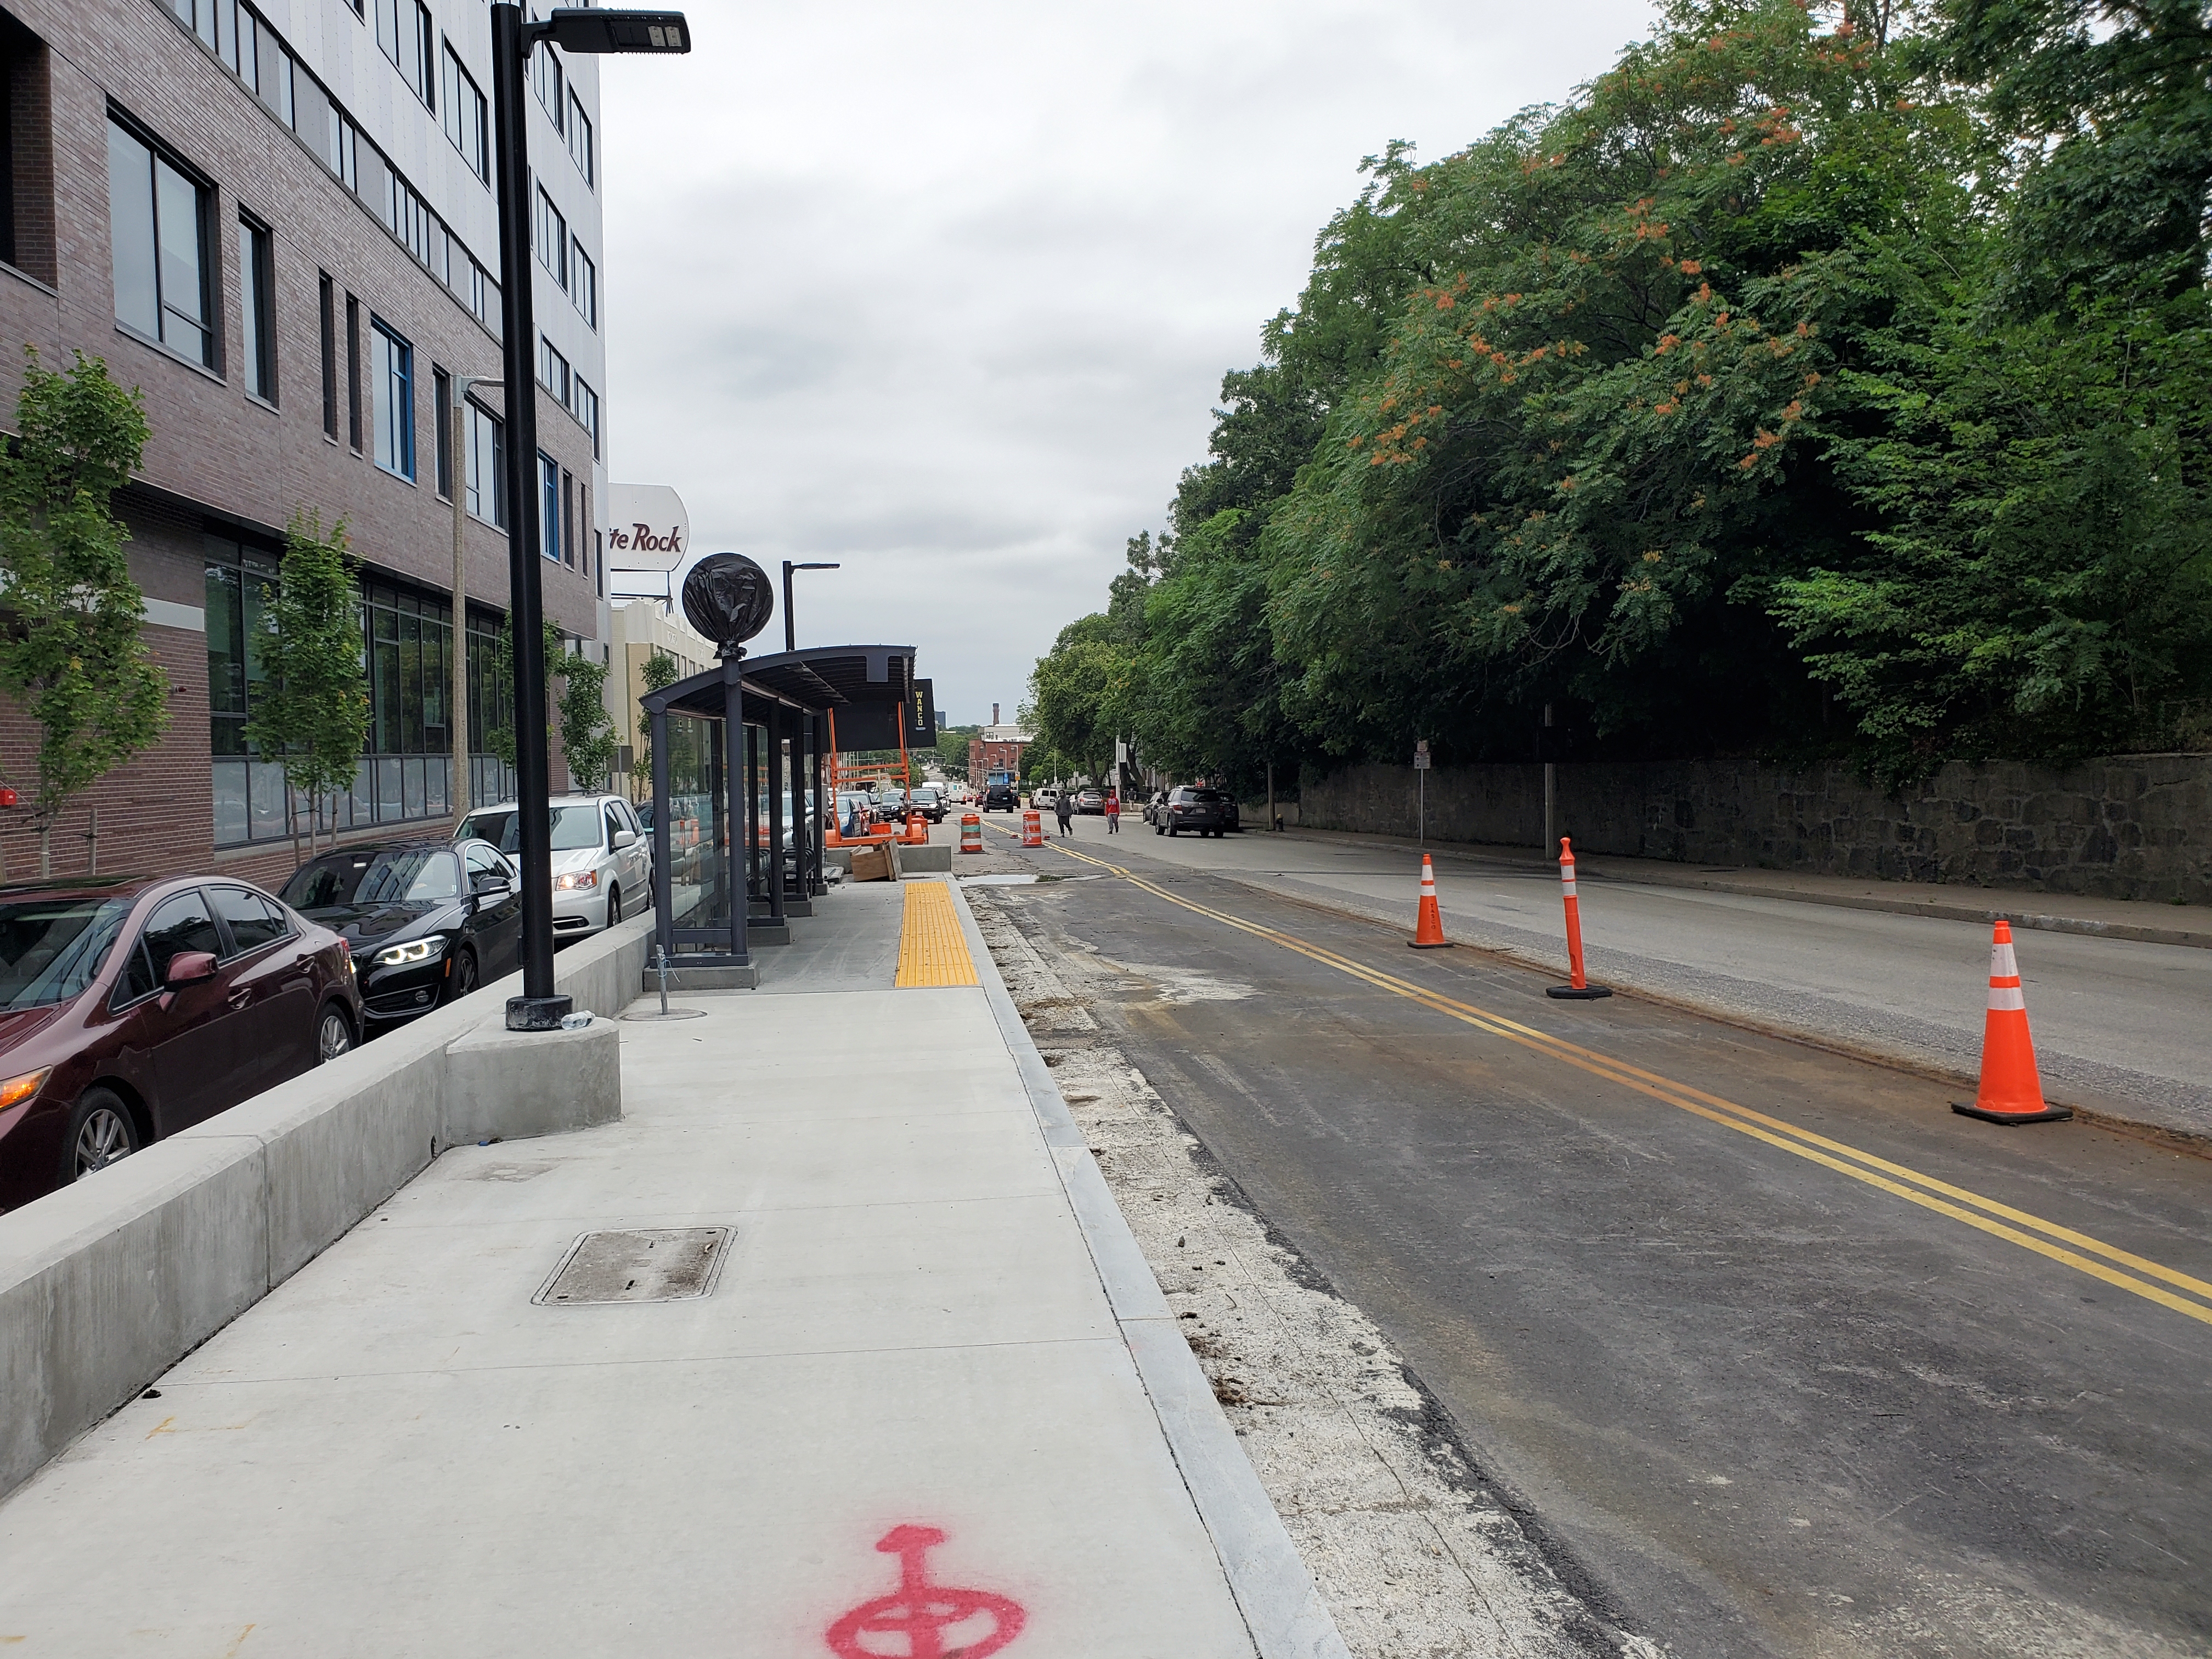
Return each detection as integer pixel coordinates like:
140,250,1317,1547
0,912,656,1502
1300,755,2212,902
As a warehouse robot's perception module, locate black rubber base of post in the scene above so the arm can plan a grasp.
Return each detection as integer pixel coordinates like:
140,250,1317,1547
1546,985,1614,999
1407,940,1455,950
505,994,575,1031
1950,1102,2074,1125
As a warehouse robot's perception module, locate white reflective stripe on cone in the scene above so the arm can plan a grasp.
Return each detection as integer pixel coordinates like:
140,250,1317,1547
1992,942,2019,978
1988,985,2027,1012
1561,880,1577,897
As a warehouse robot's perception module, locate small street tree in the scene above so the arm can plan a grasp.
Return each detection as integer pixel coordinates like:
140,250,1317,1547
0,351,168,878
482,616,620,792
555,643,619,792
244,512,369,865
633,649,679,794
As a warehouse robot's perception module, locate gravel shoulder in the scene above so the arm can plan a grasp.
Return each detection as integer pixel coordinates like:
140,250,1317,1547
970,882,1661,1659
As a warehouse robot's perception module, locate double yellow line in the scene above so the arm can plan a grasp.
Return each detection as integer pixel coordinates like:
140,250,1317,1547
993,823,2212,1328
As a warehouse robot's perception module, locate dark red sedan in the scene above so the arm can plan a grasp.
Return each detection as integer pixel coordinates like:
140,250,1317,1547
0,873,363,1212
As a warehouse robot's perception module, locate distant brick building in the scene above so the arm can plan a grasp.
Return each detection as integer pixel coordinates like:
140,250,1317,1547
967,724,1031,790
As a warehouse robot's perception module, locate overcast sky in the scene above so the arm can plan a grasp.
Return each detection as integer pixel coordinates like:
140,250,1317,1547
597,0,1658,726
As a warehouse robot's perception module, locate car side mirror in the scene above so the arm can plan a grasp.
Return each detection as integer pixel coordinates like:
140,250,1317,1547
612,828,637,849
163,951,218,990
472,875,515,902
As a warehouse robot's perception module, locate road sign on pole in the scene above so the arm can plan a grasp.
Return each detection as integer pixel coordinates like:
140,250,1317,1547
1414,741,1429,844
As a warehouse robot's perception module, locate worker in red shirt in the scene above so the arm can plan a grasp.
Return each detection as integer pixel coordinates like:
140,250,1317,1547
1104,790,1122,833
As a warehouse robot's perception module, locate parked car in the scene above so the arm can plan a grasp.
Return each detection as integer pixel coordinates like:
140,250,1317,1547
0,874,363,1211
1075,788,1106,815
983,782,1019,812
1142,791,1169,826
455,793,652,939
280,841,521,1028
1159,786,1237,837
1031,786,1059,810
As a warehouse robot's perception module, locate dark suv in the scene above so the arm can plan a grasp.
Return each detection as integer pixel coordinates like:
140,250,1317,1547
1159,787,1238,838
983,783,1019,812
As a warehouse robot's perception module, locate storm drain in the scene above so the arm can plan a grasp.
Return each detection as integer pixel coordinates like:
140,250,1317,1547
533,1228,731,1305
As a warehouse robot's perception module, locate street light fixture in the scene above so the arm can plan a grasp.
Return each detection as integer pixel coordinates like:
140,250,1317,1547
489,3,691,1032
782,561,842,654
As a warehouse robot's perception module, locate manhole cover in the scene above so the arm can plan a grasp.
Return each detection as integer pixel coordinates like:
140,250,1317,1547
534,1228,731,1305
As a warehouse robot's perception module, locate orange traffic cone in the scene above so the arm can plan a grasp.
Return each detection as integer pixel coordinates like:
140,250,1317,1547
1951,921,2071,1125
1407,855,1453,949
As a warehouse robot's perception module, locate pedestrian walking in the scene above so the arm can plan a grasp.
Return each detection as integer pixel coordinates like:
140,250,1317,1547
1054,792,1074,837
1105,791,1121,833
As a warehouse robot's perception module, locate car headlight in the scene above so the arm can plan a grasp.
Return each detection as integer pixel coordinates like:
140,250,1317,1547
0,1068,50,1111
373,938,447,967
556,870,600,890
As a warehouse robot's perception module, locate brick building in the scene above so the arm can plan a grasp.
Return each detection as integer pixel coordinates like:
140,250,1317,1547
967,714,1030,792
0,0,610,891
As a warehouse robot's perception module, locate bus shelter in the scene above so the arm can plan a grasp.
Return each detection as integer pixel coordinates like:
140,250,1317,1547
640,645,932,980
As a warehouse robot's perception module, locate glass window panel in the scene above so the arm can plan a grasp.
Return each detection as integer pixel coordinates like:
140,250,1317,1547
403,756,426,817
377,756,403,818
107,125,159,338
539,454,560,562
371,320,414,479
205,555,245,718
154,159,208,362
351,758,374,827
400,611,422,751
248,759,288,840
212,758,249,847
427,755,449,817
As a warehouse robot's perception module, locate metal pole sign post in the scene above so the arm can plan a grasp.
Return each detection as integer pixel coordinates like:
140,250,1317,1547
1413,740,1430,847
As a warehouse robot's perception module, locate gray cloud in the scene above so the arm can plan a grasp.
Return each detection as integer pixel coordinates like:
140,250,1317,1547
597,0,1657,724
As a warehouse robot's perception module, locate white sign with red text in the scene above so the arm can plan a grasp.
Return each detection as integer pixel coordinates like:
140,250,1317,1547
605,483,690,572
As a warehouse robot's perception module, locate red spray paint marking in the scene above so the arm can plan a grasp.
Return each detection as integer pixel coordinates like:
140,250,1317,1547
824,1525,1026,1659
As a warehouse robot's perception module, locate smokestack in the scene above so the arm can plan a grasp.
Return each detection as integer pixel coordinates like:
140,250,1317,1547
992,702,1000,726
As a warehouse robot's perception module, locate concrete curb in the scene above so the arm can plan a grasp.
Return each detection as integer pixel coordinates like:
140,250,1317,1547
942,877,1353,1659
1272,828,2212,950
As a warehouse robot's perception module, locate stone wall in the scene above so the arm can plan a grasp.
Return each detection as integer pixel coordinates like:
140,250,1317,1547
1300,755,2212,902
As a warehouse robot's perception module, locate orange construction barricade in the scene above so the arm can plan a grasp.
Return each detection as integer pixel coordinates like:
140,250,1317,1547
1952,921,2071,1124
1021,810,1044,848
960,813,984,854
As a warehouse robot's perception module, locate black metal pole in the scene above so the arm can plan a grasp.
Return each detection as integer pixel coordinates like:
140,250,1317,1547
766,704,786,922
721,653,749,964
650,704,673,965
491,3,568,1030
782,561,795,654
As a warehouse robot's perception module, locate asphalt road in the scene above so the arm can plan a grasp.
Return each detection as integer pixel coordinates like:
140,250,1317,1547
1061,820,2212,1138
970,825,2212,1658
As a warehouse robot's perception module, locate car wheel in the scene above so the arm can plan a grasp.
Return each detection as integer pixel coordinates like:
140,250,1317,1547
316,1004,356,1064
607,886,622,927
444,949,479,1006
64,1087,140,1183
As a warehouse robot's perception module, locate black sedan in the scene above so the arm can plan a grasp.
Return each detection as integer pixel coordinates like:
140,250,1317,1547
280,841,522,1028
1158,787,1238,837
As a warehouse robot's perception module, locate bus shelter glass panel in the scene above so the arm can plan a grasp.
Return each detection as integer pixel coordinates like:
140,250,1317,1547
663,712,727,936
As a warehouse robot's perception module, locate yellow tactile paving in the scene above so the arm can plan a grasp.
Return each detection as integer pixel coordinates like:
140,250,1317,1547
895,879,980,988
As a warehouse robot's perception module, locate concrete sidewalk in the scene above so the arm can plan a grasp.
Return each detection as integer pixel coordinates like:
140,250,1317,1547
0,879,1341,1657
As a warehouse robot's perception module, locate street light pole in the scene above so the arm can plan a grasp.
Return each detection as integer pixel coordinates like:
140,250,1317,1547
488,4,690,1032
781,560,841,654
450,373,497,825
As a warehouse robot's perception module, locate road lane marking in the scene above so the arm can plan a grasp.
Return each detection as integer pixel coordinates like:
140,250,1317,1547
991,825,2212,1328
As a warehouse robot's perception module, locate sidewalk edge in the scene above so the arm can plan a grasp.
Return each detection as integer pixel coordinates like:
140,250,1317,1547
942,877,1355,1659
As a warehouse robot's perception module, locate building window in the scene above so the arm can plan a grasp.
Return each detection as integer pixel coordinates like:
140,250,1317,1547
432,365,452,499
209,537,472,846
319,274,337,436
532,41,563,131
537,335,569,407
574,376,600,457
107,117,213,367
0,22,57,285
538,452,560,563
441,44,488,183
562,467,576,567
370,318,413,480
239,216,275,402
534,187,567,289
466,398,504,526
571,242,596,328
373,0,430,103
346,292,362,449
566,92,592,185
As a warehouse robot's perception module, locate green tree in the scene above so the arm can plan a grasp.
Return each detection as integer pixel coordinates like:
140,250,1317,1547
632,649,680,793
243,512,371,864
556,645,619,792
0,351,168,878
934,723,980,777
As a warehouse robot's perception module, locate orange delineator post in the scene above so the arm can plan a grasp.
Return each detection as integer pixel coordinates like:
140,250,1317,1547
1020,810,1044,848
1408,854,1452,949
959,813,983,854
1951,921,2072,1125
1545,837,1612,1000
